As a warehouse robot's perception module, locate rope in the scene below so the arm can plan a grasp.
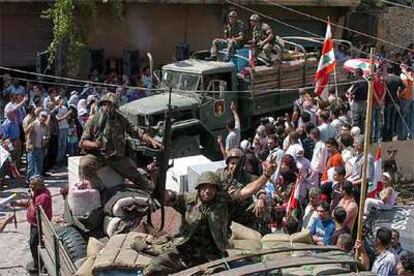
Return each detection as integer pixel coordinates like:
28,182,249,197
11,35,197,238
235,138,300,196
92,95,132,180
179,79,363,94
260,0,414,53
0,74,86,89
0,65,162,92
384,85,412,138
380,0,414,10
225,0,413,71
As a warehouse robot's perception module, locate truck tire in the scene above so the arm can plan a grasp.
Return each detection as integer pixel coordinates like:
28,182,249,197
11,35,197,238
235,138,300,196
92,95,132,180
56,226,87,264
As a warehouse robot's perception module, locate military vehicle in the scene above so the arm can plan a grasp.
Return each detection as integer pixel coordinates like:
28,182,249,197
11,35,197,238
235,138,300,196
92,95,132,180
120,38,351,159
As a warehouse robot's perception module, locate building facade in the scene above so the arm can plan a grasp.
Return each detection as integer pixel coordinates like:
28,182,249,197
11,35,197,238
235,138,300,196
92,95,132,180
0,0,360,73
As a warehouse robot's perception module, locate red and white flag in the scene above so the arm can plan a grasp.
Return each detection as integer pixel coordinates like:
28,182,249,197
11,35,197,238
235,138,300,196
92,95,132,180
314,20,336,98
286,178,301,217
249,47,256,70
367,146,383,198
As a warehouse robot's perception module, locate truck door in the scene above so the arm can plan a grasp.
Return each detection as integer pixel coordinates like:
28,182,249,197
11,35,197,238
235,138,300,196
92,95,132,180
199,79,232,134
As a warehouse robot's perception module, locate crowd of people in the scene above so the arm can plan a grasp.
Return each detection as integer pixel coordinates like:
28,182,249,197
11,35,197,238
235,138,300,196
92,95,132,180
216,85,413,274
0,25,413,275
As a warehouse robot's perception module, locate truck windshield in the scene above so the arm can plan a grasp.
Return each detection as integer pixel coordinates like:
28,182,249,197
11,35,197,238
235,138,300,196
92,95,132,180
161,70,200,91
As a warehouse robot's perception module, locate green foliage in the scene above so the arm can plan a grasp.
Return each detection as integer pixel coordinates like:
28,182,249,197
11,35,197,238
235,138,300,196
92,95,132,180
361,0,386,8
42,0,123,77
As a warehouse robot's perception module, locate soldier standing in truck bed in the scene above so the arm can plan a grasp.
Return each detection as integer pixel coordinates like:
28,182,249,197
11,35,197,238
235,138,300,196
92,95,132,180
79,92,162,192
208,10,246,62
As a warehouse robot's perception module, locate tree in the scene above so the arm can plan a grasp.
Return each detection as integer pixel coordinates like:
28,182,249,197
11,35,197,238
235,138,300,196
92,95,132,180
41,0,123,77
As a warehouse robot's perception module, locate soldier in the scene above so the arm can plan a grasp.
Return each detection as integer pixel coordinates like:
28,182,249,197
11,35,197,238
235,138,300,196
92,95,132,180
248,14,282,65
216,148,273,232
79,92,162,192
207,10,246,62
143,171,230,275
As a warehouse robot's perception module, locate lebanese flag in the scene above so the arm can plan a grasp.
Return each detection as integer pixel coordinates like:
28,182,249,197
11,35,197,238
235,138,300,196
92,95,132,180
286,178,301,218
314,20,336,98
367,146,383,198
249,47,256,70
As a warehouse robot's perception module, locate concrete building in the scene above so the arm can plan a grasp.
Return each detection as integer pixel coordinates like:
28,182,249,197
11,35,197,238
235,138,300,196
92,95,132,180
0,0,360,73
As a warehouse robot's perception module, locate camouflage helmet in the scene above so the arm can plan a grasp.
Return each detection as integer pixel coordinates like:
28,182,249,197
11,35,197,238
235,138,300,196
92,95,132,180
99,92,118,106
195,171,220,189
225,148,245,164
250,14,260,21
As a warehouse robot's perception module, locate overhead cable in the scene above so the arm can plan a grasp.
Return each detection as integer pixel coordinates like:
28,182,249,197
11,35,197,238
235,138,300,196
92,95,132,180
260,0,413,53
380,0,414,10
225,0,412,70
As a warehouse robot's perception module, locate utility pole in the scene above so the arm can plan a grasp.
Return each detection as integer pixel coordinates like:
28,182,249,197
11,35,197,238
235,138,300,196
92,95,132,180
355,47,375,258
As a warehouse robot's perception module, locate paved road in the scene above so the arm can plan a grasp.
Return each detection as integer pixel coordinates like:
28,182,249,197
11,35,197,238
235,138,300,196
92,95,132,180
0,169,67,276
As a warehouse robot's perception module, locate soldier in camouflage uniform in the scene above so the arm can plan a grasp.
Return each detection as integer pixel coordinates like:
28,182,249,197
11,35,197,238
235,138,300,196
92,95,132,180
143,171,231,275
208,10,246,62
79,92,162,192
248,14,283,65
216,148,274,233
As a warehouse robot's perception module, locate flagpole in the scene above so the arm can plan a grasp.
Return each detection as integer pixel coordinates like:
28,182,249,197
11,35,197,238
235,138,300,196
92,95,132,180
355,47,375,259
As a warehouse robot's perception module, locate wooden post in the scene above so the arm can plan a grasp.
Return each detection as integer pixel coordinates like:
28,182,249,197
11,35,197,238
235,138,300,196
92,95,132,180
355,47,375,258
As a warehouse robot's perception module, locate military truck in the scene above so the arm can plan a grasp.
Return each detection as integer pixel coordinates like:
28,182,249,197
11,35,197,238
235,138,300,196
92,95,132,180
121,38,351,155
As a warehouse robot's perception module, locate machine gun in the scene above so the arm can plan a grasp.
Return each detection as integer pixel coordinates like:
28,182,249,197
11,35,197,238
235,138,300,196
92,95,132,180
151,88,173,231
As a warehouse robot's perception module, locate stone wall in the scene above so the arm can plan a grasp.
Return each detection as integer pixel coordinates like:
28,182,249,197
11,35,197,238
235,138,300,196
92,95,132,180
376,7,414,51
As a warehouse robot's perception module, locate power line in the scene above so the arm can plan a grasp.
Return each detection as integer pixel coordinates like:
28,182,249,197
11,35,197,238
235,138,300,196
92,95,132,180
225,0,412,70
384,85,412,138
0,65,161,92
260,0,413,53
380,0,414,10
0,74,86,89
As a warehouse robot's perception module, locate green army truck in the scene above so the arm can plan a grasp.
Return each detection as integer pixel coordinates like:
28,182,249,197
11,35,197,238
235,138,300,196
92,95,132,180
120,38,351,159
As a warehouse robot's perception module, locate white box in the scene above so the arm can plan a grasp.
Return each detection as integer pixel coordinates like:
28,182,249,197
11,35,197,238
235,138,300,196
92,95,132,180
187,160,226,192
68,156,123,189
166,155,211,194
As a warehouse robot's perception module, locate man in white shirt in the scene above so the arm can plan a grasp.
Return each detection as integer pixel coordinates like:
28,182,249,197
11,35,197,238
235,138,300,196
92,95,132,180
225,101,240,152
310,127,328,187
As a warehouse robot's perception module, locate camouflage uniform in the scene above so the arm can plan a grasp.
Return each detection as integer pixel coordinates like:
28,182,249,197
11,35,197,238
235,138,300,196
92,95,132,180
216,167,258,226
251,22,275,62
144,172,231,276
210,20,246,58
216,148,267,232
79,93,152,192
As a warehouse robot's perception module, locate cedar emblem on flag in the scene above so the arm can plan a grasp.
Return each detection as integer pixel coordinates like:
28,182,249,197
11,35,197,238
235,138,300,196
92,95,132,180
314,19,336,98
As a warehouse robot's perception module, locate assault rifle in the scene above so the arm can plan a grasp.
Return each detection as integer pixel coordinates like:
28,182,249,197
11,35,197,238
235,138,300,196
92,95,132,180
224,154,246,190
152,88,173,231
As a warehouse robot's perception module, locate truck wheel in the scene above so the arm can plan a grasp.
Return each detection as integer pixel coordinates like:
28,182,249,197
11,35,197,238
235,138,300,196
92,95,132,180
56,226,87,264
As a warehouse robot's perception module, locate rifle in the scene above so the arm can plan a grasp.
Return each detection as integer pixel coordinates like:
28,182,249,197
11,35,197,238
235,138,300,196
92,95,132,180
225,154,246,190
151,87,173,231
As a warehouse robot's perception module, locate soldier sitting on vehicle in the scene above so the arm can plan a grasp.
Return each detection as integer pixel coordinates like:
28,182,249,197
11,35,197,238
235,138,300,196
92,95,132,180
216,148,272,233
207,10,246,62
79,92,162,192
248,14,283,66
143,167,275,275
